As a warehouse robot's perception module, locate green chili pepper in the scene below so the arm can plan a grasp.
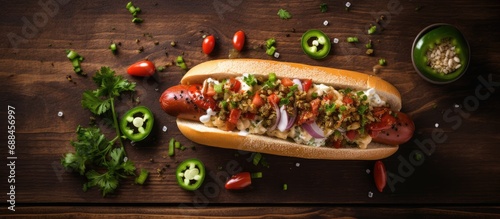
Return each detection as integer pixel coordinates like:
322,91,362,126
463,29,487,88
301,29,331,59
119,106,154,142
413,24,470,82
176,158,206,191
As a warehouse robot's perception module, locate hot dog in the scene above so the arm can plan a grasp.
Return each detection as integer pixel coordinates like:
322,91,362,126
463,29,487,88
159,59,414,160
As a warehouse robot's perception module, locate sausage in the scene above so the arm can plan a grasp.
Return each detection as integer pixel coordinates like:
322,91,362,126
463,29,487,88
371,112,415,145
159,85,205,121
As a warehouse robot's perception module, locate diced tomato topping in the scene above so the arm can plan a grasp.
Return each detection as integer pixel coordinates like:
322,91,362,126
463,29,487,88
333,139,342,149
281,77,294,86
267,93,280,106
229,77,241,92
188,85,217,111
297,98,321,124
228,108,241,124
372,107,391,118
346,130,358,141
302,79,313,92
252,92,264,108
205,84,216,97
368,112,397,131
343,95,354,105
244,112,256,120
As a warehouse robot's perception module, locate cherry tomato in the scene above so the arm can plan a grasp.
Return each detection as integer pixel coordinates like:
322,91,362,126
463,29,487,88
225,172,252,190
188,85,217,110
267,93,280,106
228,77,241,92
127,60,156,77
280,77,294,86
346,130,358,141
374,160,387,192
302,79,313,92
232,30,245,51
252,92,264,108
228,108,241,124
202,35,215,55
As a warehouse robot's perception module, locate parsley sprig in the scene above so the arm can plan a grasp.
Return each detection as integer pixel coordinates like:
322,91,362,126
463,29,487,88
62,67,139,197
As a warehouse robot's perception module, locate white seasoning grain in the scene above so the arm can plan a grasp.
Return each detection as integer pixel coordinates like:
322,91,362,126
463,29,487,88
426,38,462,74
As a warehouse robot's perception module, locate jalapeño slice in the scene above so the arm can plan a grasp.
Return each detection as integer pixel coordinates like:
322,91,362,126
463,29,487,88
120,106,154,142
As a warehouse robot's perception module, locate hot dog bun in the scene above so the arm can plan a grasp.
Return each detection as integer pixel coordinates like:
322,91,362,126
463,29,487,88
174,59,404,160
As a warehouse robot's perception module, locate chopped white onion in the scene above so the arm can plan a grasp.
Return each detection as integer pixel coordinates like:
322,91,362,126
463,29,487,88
278,105,289,132
292,79,303,91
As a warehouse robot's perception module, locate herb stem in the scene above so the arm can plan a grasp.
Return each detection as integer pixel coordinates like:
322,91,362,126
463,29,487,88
110,97,125,154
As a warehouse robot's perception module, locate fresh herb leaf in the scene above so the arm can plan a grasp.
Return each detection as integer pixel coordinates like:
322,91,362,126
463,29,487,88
92,67,136,98
243,74,257,86
277,9,292,19
82,91,111,115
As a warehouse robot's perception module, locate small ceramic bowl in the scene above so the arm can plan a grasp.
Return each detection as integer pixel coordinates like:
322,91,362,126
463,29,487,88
411,23,470,84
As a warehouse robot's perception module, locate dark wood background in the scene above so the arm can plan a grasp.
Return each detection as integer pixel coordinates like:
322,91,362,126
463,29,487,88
1,0,499,217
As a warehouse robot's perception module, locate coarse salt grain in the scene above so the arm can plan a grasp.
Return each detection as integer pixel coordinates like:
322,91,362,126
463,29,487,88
123,157,128,162
57,111,64,117
435,123,439,128
323,20,329,26
162,126,168,132
454,104,460,108
345,2,351,7
366,169,371,174
333,38,339,44
368,191,373,198
274,52,280,58
296,163,300,167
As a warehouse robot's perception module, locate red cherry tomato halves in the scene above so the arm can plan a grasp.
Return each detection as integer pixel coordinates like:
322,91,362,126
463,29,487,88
225,172,252,190
202,35,215,55
232,30,245,51
127,60,156,77
374,160,387,192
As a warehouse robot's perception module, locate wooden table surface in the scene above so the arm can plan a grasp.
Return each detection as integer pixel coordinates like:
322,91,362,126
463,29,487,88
1,0,499,218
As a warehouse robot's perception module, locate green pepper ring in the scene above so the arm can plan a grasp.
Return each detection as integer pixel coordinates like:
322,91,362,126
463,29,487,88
301,29,332,59
176,158,206,191
120,106,154,142
412,23,470,84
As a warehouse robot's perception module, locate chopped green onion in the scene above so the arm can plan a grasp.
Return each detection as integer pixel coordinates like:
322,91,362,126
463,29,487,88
214,83,223,93
174,141,181,149
379,58,387,66
66,50,85,75
110,43,117,54
251,172,263,179
347,37,359,43
168,138,175,156
176,56,188,70
266,46,276,56
135,168,149,185
132,17,143,23
365,40,372,49
252,152,262,166
268,72,277,82
368,25,377,35
266,38,276,49
66,50,79,60
283,183,288,191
